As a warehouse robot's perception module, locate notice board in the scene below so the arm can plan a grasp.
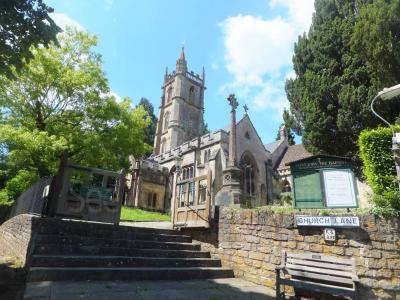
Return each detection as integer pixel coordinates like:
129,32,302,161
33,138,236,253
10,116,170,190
293,172,323,208
323,169,357,207
289,156,358,209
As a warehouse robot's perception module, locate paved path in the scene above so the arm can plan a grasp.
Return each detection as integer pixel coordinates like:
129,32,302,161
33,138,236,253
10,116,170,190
120,221,173,230
24,278,277,300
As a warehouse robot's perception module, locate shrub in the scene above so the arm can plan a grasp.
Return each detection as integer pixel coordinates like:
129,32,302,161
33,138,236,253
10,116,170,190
358,126,400,194
368,190,400,217
279,192,292,206
0,189,12,207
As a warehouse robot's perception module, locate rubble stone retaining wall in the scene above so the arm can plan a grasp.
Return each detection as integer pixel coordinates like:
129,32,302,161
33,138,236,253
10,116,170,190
183,207,400,300
0,214,39,265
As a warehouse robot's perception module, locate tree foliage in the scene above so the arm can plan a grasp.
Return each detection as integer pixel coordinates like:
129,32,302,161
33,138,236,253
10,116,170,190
0,0,60,77
0,28,150,201
276,109,295,145
358,125,400,194
136,97,157,150
286,0,400,159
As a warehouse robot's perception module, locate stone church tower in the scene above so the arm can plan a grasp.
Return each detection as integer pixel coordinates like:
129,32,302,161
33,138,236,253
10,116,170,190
153,48,205,155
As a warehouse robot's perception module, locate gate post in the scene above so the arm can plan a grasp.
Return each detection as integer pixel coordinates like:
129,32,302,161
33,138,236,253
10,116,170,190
43,150,68,217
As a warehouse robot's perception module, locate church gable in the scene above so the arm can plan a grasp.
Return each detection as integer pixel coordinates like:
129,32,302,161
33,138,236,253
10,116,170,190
235,115,269,160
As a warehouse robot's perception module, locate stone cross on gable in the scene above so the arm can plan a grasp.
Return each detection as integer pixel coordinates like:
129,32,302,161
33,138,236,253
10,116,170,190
227,94,238,111
243,104,249,114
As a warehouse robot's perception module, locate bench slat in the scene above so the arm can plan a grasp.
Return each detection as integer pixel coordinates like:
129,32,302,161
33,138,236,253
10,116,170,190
279,277,356,297
285,263,353,278
286,252,353,266
284,269,355,285
287,258,353,271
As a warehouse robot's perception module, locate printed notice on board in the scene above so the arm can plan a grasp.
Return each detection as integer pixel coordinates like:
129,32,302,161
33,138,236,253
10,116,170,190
322,169,357,207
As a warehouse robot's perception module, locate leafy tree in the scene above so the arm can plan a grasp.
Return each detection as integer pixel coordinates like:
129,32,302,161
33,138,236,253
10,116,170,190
0,0,60,77
285,0,400,160
276,109,295,145
136,97,157,149
0,28,150,201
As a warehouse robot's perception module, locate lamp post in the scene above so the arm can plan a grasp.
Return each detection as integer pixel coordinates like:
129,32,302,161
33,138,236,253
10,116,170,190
370,84,400,189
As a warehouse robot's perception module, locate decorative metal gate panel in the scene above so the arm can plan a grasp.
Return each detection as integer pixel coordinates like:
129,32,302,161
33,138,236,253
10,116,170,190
45,152,125,225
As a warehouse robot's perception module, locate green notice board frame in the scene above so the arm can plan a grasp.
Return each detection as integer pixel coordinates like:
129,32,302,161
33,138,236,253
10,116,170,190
289,155,358,209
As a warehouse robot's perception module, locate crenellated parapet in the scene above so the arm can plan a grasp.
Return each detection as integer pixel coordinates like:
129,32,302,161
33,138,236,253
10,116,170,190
153,130,229,164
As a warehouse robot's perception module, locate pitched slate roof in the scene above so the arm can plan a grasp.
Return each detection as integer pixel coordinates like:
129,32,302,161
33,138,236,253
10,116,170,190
264,140,282,153
277,144,312,171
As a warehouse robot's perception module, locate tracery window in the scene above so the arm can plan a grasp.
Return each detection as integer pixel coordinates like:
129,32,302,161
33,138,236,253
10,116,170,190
160,138,167,153
167,87,173,102
203,149,211,164
163,112,170,132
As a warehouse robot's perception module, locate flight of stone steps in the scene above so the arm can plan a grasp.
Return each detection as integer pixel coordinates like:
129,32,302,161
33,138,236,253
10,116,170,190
27,219,234,282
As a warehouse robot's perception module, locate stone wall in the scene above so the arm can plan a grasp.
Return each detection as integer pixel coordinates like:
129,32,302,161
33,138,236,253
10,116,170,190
184,207,400,300
0,214,40,266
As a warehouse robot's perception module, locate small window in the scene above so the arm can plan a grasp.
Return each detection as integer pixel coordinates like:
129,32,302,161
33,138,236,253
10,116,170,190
199,180,207,204
283,180,291,192
167,87,173,102
188,182,195,205
147,193,152,207
164,112,170,132
179,184,187,207
204,150,211,163
245,131,251,140
161,138,167,153
152,193,157,207
189,86,195,102
189,167,194,178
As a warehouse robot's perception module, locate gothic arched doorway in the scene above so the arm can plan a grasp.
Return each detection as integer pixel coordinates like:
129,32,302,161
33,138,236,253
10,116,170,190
239,152,258,203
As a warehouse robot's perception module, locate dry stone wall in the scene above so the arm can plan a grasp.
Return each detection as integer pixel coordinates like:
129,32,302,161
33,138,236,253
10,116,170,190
0,214,40,265
184,207,400,300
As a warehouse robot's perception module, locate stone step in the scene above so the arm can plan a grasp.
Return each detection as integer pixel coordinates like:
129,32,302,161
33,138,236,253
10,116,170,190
34,242,201,258
37,228,191,243
30,255,221,268
38,219,178,238
27,267,234,282
34,234,195,250
33,245,208,258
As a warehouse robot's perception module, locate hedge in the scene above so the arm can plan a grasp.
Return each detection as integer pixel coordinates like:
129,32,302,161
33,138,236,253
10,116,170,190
358,125,400,194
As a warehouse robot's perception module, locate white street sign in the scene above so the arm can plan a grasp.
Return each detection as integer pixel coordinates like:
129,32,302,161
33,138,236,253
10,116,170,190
324,228,336,241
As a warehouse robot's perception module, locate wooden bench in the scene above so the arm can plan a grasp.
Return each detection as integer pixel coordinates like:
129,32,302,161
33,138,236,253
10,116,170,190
276,251,360,300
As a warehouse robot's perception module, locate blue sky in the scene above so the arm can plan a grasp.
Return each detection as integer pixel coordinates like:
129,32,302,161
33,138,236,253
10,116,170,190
46,0,314,145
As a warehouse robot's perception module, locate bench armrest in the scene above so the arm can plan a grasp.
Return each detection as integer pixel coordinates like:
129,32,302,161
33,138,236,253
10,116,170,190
275,265,284,271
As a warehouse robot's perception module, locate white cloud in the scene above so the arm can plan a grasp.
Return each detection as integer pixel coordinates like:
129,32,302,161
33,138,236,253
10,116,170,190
221,15,295,85
269,0,314,33
285,70,296,81
109,91,122,103
219,0,314,113
104,0,113,10
100,91,123,103
253,80,288,113
50,13,85,31
211,62,219,70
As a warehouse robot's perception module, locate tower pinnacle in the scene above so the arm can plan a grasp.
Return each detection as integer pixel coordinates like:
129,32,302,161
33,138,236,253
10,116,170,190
176,47,187,74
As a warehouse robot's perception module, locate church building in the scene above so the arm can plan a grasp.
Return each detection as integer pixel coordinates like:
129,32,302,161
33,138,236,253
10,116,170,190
126,49,291,224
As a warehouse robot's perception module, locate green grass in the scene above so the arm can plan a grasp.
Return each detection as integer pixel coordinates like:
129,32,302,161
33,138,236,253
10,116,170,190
120,206,170,221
